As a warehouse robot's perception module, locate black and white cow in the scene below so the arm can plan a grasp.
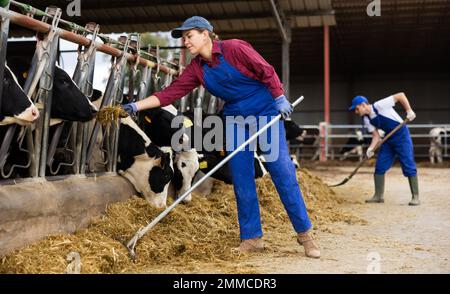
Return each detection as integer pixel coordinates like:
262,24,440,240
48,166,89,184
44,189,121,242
429,127,449,164
170,148,199,203
339,130,371,161
35,66,99,175
137,104,201,203
1,65,100,179
0,64,39,126
49,65,98,123
290,154,300,169
117,116,174,209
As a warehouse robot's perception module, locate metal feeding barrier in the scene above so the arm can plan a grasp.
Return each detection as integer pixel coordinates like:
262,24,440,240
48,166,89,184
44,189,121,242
0,1,181,179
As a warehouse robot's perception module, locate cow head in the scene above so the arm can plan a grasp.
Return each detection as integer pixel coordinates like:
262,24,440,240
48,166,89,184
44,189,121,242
0,65,39,126
172,149,200,203
50,66,98,122
146,146,174,208
119,145,174,209
430,127,445,146
290,154,300,169
118,117,174,209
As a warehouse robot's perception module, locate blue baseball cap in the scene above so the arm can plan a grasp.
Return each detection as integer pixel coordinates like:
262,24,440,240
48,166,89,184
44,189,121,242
349,95,369,111
171,16,213,39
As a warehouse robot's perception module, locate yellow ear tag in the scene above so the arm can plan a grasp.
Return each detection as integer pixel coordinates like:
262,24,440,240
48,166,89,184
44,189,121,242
220,150,225,157
145,116,152,124
183,118,193,128
199,161,208,169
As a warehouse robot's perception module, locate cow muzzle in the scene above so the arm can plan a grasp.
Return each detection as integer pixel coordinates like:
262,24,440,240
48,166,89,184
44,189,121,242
15,104,40,124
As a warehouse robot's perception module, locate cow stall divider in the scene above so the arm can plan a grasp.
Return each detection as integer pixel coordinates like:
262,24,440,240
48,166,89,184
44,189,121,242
34,6,61,178
0,0,9,115
73,22,99,175
125,96,305,259
0,1,12,176
0,2,180,179
0,6,62,178
85,35,131,173
0,1,182,256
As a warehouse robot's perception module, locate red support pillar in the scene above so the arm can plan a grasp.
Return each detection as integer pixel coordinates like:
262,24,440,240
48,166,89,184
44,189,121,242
324,25,330,124
321,25,330,161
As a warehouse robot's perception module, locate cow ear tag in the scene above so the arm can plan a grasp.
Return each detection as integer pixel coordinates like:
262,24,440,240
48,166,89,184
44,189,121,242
145,116,152,124
220,150,225,157
199,161,208,169
183,118,193,128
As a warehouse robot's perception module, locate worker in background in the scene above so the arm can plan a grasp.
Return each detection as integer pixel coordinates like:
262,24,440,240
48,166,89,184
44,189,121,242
349,93,419,206
122,16,320,258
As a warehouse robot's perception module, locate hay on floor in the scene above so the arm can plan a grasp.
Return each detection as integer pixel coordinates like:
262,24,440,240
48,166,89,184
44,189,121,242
0,168,365,273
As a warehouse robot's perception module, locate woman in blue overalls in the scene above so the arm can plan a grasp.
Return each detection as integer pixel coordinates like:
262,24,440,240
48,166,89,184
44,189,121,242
122,16,320,258
349,93,420,206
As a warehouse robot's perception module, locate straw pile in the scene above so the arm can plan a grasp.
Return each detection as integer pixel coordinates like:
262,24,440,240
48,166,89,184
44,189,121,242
0,168,364,273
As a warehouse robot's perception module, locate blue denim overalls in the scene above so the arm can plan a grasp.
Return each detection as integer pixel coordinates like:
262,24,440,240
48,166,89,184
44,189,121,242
368,106,417,177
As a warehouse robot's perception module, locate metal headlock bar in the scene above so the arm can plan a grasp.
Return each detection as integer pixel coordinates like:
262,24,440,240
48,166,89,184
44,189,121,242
0,0,12,175
0,1,183,178
85,36,131,172
0,2,179,76
73,22,100,175
35,6,62,177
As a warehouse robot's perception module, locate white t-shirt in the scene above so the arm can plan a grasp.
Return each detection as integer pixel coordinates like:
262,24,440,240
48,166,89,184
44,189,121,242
363,96,403,133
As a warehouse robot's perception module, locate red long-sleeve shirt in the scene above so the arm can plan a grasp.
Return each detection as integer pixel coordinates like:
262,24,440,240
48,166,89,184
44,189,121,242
154,39,284,106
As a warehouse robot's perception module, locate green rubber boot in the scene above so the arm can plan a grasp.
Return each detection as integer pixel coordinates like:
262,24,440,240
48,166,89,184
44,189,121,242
366,174,385,203
408,176,420,206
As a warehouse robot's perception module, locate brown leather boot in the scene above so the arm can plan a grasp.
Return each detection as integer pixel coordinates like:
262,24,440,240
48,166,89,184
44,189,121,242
238,237,265,253
297,231,321,258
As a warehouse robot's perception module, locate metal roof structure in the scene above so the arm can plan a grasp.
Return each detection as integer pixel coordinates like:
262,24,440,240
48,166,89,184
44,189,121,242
7,0,450,75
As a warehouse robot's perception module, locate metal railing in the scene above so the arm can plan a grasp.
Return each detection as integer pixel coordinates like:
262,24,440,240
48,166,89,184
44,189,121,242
0,2,180,180
289,123,450,162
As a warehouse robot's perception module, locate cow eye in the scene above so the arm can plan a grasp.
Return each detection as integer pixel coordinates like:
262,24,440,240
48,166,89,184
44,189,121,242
181,162,186,168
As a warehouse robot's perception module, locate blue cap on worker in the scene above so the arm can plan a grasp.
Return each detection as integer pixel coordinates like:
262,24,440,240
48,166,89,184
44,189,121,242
349,95,369,111
171,16,214,38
